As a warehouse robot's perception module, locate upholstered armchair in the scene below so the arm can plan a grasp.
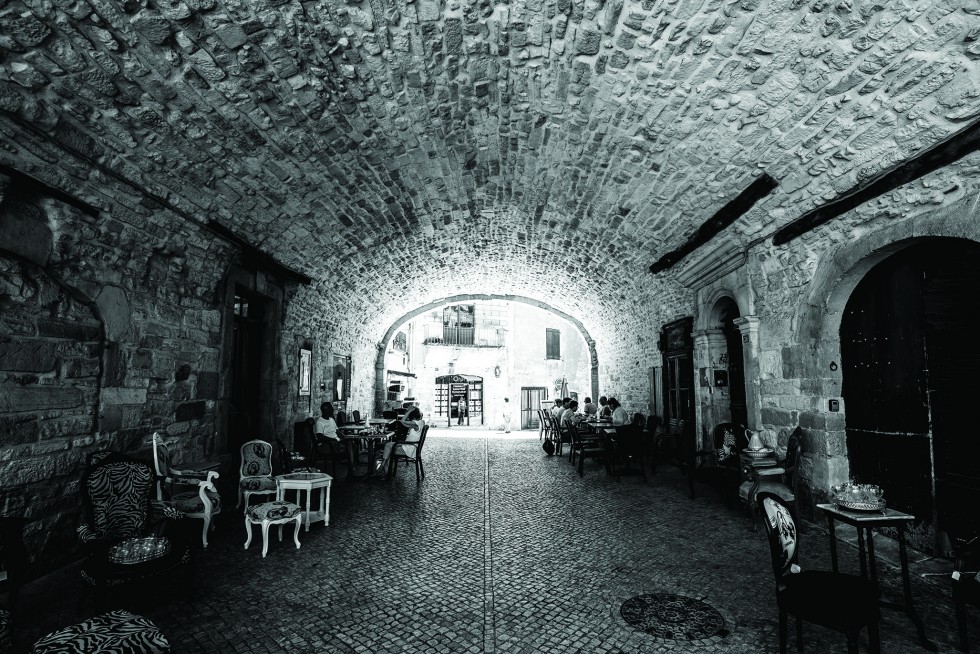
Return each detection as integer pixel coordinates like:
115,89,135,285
237,440,277,510
151,433,221,548
3,513,172,651
78,452,192,606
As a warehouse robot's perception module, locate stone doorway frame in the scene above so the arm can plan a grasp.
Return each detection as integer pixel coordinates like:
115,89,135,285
790,197,980,508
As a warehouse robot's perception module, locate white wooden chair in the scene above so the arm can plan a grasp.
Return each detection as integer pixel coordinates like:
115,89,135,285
237,439,277,510
152,432,221,547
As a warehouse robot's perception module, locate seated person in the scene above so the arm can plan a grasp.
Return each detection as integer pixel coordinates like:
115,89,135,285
582,397,597,416
380,407,425,476
608,397,629,425
313,401,345,464
314,402,340,442
597,396,612,419
550,398,565,420
561,400,583,429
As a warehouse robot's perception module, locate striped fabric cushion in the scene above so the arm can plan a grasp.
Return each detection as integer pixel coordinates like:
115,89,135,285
31,610,170,653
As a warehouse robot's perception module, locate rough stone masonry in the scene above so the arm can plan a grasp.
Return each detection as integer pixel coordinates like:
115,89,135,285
0,0,978,570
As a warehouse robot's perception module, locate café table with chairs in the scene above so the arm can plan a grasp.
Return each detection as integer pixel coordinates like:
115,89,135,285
338,421,393,478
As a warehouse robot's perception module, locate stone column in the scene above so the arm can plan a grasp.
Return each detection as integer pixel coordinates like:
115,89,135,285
693,328,726,447
733,316,762,431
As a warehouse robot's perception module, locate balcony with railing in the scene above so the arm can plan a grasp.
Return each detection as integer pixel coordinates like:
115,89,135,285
424,326,504,347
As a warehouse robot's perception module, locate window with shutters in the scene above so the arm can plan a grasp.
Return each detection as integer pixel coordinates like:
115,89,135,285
546,328,561,360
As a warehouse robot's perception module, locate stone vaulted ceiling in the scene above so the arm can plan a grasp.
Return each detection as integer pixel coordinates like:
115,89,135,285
1,0,979,339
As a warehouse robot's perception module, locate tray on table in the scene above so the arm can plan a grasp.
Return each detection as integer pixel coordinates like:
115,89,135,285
108,536,171,565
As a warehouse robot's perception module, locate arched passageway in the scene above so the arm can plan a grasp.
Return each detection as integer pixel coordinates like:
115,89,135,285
374,294,600,416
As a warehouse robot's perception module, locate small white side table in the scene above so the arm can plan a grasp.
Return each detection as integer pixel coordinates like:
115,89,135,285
275,472,332,531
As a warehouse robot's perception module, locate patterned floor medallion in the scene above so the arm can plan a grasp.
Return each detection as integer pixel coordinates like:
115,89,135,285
620,593,728,641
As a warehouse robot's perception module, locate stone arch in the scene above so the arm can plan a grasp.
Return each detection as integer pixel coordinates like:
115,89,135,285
698,286,741,331
374,294,599,413
796,202,980,378
786,198,980,506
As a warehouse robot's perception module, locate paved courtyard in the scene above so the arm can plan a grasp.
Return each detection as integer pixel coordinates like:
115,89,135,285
14,431,976,653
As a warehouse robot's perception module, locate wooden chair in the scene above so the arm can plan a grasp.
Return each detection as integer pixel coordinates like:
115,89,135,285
605,417,647,481
538,409,552,442
757,492,880,654
236,440,277,511
645,415,663,474
561,419,602,476
953,534,980,651
390,424,429,481
295,419,343,475
739,427,802,529
151,433,221,548
687,422,746,505
79,452,194,607
276,439,319,474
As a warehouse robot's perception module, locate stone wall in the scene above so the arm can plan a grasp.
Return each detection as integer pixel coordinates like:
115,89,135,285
685,160,980,540
0,173,239,573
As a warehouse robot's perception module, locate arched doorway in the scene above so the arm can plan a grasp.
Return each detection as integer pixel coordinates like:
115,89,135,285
715,297,747,428
840,238,980,549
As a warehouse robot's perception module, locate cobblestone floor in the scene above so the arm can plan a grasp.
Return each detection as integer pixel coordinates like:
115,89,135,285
13,430,978,653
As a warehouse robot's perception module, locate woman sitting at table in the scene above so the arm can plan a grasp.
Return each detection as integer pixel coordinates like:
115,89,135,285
608,397,629,425
381,407,425,477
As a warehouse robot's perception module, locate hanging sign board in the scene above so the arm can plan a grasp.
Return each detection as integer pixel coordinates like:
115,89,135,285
451,382,468,400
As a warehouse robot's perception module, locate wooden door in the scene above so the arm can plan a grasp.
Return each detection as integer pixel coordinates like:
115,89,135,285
841,239,980,544
661,317,695,433
231,293,265,444
521,387,547,429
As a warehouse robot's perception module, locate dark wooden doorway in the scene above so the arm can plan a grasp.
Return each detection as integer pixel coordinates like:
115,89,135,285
661,317,695,433
231,290,265,445
718,299,748,428
840,238,980,548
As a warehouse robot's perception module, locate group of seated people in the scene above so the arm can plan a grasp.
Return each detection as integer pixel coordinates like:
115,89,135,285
549,395,630,431
311,401,424,478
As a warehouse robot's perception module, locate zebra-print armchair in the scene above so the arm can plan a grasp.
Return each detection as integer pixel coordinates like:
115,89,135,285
78,452,192,607
2,516,171,652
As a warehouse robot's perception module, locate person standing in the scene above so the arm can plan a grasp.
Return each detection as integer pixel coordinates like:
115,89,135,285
502,397,512,433
457,397,467,425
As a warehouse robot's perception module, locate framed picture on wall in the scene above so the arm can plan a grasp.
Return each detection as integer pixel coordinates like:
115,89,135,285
299,348,312,396
333,354,352,403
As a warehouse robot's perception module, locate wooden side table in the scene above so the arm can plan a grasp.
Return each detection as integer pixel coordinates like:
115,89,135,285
276,472,332,531
817,503,937,651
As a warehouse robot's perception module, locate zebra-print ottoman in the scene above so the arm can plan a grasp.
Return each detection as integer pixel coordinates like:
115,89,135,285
0,607,10,652
31,610,169,653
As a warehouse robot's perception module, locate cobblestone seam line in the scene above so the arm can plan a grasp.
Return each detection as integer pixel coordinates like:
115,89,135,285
483,437,496,654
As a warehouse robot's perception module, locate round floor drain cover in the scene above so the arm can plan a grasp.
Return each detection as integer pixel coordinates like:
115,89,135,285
620,593,727,640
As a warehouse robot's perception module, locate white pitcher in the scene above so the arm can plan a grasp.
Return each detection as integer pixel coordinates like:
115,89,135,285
746,429,764,451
